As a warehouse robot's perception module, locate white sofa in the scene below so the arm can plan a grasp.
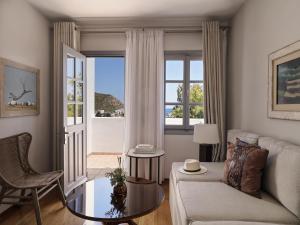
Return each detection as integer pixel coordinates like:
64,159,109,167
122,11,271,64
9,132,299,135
170,130,300,225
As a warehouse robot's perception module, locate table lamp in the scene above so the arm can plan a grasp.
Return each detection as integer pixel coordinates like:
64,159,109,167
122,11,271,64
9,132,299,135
193,124,220,161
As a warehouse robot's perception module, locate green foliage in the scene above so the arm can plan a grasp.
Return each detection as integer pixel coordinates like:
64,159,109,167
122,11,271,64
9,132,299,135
189,84,204,103
177,85,183,102
169,84,204,119
190,105,204,118
95,92,124,113
105,157,126,186
170,105,183,118
105,168,126,186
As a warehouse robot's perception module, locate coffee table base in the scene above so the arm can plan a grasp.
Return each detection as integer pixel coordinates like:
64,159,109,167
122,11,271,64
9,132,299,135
83,220,137,225
103,220,137,225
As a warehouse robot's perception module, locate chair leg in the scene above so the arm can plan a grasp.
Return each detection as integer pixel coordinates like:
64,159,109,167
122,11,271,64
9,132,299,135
31,188,42,225
0,186,7,203
56,180,66,206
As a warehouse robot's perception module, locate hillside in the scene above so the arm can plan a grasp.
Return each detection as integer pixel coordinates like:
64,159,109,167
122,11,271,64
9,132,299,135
95,92,124,113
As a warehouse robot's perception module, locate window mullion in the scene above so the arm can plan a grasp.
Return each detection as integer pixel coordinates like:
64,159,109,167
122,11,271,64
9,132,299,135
183,56,190,129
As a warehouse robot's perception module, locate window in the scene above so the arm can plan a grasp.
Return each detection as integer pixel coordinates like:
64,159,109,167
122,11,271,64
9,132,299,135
89,54,125,117
164,52,204,131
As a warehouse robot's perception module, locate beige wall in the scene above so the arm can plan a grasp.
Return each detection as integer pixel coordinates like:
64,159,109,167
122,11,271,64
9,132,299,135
228,0,300,145
0,0,51,172
80,32,202,51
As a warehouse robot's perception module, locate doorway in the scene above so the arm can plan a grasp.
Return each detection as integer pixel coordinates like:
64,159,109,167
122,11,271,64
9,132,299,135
86,54,125,180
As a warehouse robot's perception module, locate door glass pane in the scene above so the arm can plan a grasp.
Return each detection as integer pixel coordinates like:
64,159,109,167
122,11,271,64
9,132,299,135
165,105,183,125
76,59,83,80
166,60,184,80
76,82,83,102
67,104,75,126
67,56,75,78
76,104,83,124
67,80,75,101
190,60,203,81
189,83,204,103
189,105,204,126
165,83,183,103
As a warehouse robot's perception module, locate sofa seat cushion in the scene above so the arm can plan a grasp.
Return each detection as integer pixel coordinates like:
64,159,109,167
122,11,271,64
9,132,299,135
171,162,224,185
177,181,299,224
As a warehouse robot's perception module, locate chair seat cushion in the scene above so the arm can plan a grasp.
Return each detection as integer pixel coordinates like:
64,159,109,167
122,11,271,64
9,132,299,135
11,170,63,188
171,162,224,185
177,181,299,224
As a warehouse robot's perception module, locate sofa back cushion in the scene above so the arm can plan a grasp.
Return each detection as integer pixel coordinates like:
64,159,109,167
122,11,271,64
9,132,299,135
227,129,259,145
258,137,300,218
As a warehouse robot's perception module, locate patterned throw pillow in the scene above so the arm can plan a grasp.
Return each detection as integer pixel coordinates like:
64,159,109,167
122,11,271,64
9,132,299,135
226,142,235,160
224,138,269,198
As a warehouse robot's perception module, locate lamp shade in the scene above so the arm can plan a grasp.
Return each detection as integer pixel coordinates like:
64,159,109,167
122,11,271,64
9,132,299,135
193,124,219,144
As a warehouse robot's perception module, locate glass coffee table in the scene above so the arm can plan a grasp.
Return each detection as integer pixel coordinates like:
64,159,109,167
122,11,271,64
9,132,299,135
66,177,165,225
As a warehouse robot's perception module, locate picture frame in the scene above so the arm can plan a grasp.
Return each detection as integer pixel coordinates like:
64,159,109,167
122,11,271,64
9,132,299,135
0,58,40,117
268,40,300,120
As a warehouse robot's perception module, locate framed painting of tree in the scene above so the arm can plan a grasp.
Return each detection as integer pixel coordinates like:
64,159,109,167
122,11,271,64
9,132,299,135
0,58,40,117
268,40,300,120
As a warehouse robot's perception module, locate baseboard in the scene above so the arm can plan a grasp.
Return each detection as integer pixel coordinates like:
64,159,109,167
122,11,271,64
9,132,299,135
88,152,122,156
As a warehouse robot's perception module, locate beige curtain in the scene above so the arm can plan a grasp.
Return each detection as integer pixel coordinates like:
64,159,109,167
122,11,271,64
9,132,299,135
52,22,80,170
124,29,165,183
202,21,227,162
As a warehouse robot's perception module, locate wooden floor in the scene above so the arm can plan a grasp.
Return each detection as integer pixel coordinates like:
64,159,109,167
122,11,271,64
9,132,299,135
0,181,172,225
87,154,122,169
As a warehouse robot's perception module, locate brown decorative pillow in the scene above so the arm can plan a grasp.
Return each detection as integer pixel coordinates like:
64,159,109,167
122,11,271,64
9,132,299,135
224,138,269,198
226,138,257,160
226,142,235,160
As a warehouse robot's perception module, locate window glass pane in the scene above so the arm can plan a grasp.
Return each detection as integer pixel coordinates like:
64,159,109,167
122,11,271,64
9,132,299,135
189,105,204,126
67,104,75,126
166,60,184,80
165,105,183,125
94,57,125,117
76,104,83,124
76,59,83,80
166,83,184,103
67,80,75,101
76,82,83,102
189,83,204,103
190,60,203,81
67,56,75,78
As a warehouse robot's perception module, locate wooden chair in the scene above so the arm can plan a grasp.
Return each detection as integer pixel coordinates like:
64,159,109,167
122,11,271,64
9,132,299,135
0,132,65,225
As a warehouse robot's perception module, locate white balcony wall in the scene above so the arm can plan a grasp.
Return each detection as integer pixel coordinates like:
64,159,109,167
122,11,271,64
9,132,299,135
91,117,124,153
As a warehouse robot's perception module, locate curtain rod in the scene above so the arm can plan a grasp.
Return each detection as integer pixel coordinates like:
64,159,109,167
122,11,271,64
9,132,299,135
78,25,229,34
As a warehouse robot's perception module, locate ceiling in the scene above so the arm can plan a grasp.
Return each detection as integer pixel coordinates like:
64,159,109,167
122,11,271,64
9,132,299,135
26,0,245,20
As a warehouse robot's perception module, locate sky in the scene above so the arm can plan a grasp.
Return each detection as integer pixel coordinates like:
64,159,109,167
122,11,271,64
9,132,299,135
95,57,125,103
94,57,203,104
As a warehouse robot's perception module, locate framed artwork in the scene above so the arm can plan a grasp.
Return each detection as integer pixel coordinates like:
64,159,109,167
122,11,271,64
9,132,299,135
0,58,40,117
268,41,300,120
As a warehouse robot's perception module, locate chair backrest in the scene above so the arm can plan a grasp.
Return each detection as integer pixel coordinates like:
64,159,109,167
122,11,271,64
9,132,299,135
0,133,32,187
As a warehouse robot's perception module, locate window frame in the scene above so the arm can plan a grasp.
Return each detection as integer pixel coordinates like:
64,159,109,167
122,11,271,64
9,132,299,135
82,51,126,117
164,51,203,134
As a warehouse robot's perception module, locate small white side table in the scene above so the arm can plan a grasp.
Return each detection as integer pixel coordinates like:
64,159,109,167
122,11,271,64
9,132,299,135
126,149,165,183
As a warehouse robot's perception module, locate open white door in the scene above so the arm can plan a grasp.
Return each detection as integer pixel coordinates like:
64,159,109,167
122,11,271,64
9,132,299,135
62,44,87,194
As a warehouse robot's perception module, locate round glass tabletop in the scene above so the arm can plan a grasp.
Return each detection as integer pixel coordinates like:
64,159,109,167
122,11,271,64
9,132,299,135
66,178,165,224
